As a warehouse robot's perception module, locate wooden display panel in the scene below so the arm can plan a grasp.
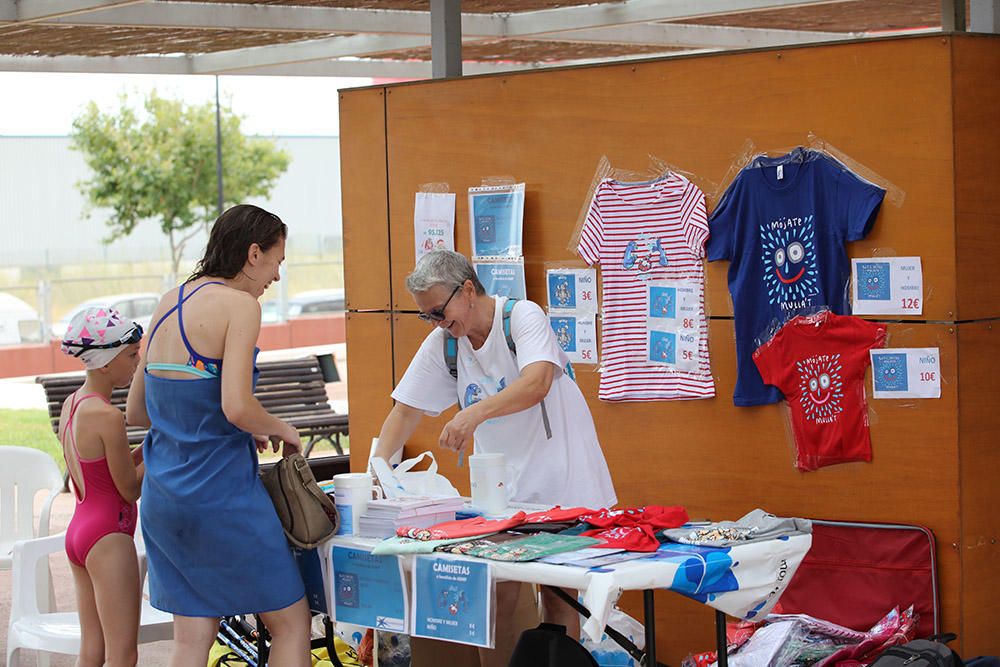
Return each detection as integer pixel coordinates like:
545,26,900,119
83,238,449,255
344,311,395,471
382,36,956,320
957,321,1000,653
953,36,1000,320
340,87,391,311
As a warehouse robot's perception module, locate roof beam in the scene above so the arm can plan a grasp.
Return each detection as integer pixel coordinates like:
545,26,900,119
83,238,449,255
0,52,635,77
17,2,505,36
504,0,853,37
531,23,857,49
3,0,145,23
191,34,433,74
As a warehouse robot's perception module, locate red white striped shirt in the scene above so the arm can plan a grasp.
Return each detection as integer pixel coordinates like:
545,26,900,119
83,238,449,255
578,174,715,401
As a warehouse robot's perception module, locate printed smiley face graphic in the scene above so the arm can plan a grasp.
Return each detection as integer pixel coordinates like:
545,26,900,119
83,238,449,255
856,262,892,301
796,354,844,422
872,352,908,392
760,217,820,307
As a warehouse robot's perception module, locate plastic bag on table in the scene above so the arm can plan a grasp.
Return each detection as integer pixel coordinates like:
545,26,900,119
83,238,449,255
580,606,645,667
393,451,461,498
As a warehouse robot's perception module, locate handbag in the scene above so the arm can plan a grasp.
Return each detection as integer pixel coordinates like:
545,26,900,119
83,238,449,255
260,453,339,548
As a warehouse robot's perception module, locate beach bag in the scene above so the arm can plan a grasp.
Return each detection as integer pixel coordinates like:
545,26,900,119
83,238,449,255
869,634,963,667
260,453,339,548
509,623,600,667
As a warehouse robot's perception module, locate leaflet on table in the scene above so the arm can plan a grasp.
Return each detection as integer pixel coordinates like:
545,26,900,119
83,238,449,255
474,257,526,300
331,546,408,632
645,280,701,372
851,257,923,315
548,312,598,364
414,192,456,261
870,348,941,399
412,556,493,648
469,183,524,258
547,268,598,313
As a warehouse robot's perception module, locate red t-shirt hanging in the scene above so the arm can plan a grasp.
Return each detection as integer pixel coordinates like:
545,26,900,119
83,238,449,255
753,312,886,472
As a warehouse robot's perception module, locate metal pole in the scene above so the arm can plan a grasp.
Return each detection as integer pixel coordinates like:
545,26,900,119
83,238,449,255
214,75,225,214
643,589,656,667
430,0,462,78
942,0,967,31
715,610,729,667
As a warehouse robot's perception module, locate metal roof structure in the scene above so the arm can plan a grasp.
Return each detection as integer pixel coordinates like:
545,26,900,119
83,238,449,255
1,0,996,79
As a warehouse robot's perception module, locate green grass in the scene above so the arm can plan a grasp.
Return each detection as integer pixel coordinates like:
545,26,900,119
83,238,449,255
0,409,64,470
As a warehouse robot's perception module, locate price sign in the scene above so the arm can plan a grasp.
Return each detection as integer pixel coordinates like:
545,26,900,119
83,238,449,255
547,268,598,313
852,257,924,315
870,348,941,399
411,556,492,648
549,314,598,365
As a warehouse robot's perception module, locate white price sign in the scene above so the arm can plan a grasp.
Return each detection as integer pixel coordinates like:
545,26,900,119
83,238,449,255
546,268,598,313
549,313,597,364
852,257,923,315
870,348,941,399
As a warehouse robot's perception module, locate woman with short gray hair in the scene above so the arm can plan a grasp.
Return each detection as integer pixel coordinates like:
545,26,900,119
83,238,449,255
372,249,616,666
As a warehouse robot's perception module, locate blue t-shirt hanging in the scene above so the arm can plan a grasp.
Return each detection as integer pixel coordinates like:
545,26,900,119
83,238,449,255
706,147,886,406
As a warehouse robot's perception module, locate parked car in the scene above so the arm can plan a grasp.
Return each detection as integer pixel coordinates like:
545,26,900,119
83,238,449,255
0,293,42,344
51,292,161,339
261,289,345,324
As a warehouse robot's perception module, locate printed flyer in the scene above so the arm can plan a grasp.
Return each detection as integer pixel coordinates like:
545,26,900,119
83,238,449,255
331,546,408,632
474,258,526,300
414,192,456,261
468,183,525,258
645,280,701,372
412,556,492,648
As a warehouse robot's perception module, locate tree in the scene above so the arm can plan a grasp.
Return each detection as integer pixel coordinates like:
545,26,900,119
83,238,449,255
70,91,291,278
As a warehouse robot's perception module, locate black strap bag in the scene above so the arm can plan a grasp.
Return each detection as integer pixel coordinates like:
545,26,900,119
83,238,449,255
508,622,599,667
870,634,964,667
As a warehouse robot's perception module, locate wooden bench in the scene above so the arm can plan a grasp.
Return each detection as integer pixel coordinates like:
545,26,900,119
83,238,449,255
37,354,349,457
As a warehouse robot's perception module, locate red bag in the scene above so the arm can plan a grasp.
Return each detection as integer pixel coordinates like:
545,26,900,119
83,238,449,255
778,520,938,638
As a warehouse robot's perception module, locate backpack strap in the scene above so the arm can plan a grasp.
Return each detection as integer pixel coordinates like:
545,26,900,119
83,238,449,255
505,299,553,440
443,333,459,380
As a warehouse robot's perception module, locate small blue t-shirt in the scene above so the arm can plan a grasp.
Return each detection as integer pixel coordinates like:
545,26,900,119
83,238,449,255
706,148,885,406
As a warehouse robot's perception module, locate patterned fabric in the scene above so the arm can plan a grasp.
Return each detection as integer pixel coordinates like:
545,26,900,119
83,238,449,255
61,306,139,369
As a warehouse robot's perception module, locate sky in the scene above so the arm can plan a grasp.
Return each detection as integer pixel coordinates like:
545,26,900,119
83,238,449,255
0,72,374,136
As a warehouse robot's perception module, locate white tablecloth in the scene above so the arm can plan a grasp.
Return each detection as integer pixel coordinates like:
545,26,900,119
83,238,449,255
319,532,812,642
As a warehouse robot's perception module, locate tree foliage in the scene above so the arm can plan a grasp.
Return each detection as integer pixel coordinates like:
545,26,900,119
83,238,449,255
70,91,290,277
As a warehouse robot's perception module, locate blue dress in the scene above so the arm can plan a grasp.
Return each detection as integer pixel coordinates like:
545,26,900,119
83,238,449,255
140,282,305,617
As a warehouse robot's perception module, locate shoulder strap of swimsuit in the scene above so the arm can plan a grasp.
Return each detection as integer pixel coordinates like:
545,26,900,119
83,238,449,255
64,392,112,461
177,281,225,366
146,280,224,354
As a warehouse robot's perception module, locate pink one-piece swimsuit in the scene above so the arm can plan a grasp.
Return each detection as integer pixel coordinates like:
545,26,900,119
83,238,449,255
62,392,137,568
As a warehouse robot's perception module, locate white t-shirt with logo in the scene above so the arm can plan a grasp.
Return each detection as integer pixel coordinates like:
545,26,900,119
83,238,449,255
392,297,618,509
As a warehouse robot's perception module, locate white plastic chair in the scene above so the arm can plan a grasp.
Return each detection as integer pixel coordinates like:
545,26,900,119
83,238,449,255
0,446,64,569
7,532,174,666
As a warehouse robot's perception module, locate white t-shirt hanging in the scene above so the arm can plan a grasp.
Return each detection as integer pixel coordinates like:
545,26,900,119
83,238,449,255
578,173,714,401
392,297,617,510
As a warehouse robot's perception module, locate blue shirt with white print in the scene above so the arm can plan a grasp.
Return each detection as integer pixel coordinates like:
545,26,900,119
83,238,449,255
706,148,885,406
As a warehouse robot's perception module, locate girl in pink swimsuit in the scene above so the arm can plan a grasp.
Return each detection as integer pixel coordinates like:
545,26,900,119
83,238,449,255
58,306,145,667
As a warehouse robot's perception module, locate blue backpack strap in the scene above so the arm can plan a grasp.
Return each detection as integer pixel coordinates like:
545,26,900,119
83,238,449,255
443,333,459,380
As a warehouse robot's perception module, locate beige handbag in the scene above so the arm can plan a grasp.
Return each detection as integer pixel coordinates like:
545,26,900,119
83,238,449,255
260,453,339,548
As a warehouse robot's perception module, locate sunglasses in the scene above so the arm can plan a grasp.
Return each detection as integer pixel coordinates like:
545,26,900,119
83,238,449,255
63,324,143,358
417,285,462,323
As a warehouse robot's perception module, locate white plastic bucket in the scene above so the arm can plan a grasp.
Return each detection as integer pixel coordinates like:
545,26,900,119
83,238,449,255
333,472,377,536
468,453,510,515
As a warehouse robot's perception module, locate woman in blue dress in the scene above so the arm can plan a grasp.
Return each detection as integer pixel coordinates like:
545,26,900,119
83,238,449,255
127,205,310,665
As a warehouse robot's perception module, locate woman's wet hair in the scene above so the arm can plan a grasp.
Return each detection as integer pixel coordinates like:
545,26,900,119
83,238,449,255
189,204,287,282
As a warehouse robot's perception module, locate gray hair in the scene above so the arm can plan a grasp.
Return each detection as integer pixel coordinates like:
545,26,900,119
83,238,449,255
405,250,485,295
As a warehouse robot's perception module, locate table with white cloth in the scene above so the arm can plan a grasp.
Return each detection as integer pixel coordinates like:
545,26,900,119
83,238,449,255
318,529,812,667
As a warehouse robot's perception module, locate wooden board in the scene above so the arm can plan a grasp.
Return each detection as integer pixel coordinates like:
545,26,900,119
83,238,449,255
957,321,1000,655
344,311,395,471
340,87,392,311
382,36,956,320
953,36,1000,321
